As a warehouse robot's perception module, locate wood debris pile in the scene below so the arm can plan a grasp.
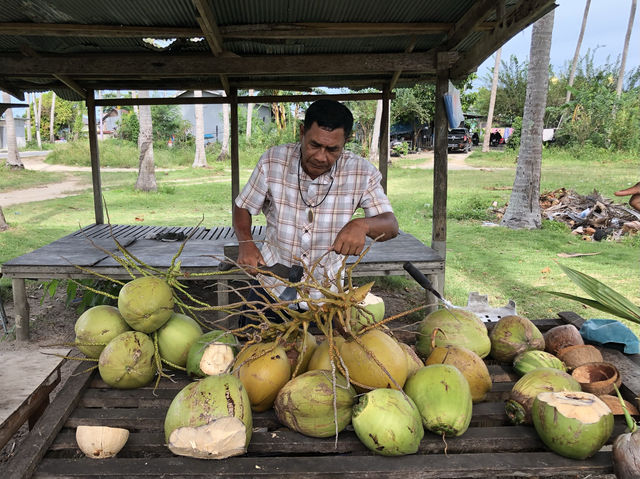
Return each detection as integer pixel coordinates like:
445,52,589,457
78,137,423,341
494,188,640,241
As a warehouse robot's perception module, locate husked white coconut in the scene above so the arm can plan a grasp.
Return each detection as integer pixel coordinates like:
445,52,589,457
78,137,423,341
199,343,236,375
167,416,248,459
76,425,129,459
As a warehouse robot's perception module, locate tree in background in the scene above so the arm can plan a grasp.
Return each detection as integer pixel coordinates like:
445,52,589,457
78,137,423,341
476,55,528,126
483,47,502,152
246,89,254,141
616,0,637,98
135,90,157,192
217,99,230,162
566,0,591,103
49,92,56,142
346,93,378,157
501,10,555,230
2,91,24,168
391,84,434,149
0,206,8,231
192,90,207,167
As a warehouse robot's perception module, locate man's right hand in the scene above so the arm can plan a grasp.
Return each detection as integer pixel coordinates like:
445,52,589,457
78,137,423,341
237,241,265,271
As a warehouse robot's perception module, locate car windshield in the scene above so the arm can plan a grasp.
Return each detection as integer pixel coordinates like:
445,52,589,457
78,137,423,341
450,129,466,134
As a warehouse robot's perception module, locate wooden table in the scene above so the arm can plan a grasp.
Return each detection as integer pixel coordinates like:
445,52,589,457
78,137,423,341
4,312,638,478
1,224,445,340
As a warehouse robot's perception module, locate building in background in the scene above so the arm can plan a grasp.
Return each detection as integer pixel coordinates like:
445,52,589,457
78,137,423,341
0,117,26,148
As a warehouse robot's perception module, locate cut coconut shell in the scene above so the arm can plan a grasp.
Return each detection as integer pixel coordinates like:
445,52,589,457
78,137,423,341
76,425,129,459
544,324,584,355
167,416,248,459
556,344,603,370
599,394,640,416
572,362,622,396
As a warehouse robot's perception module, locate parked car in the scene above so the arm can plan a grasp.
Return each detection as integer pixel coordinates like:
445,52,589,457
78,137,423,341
447,128,472,153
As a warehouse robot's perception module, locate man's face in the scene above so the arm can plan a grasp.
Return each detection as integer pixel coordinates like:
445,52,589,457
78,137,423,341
299,122,346,179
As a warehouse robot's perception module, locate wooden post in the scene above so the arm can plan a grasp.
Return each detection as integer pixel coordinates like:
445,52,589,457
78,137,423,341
86,92,104,224
230,88,239,208
13,278,29,341
431,52,450,299
379,85,391,193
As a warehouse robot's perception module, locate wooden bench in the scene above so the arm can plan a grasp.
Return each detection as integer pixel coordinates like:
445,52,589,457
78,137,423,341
1,224,445,340
4,312,637,478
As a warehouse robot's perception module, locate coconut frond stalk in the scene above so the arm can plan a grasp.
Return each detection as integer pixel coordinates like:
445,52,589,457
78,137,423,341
547,264,640,324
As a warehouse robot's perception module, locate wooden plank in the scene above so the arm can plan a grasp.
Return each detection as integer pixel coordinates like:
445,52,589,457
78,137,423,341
6,364,95,479
35,451,613,477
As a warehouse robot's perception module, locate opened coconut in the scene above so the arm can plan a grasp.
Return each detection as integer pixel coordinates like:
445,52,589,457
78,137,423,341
544,324,584,355
339,329,408,390
532,391,613,460
405,364,473,437
74,305,131,359
350,292,385,332
76,425,129,459
164,373,252,459
307,336,345,371
512,350,566,377
98,331,156,389
118,275,174,333
489,315,544,362
352,388,424,456
186,330,238,378
274,370,355,437
505,367,581,425
426,343,491,403
234,342,291,412
416,308,491,359
156,313,203,368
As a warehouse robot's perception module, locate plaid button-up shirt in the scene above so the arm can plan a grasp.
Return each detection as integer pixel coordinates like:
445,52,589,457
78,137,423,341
235,142,393,294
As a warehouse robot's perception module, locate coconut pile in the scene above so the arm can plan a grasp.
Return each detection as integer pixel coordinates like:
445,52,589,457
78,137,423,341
493,188,640,240
71,273,640,475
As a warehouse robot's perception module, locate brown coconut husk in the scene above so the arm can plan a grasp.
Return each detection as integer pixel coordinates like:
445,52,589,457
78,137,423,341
572,362,621,396
599,394,640,416
556,344,603,370
544,324,584,355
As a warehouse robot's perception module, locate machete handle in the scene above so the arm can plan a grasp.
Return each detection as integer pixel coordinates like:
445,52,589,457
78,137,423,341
403,261,439,297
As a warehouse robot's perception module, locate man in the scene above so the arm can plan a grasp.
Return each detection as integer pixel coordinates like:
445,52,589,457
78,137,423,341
615,182,640,212
233,99,398,303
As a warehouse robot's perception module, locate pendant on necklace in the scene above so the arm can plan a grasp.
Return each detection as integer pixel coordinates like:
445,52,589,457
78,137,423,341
307,208,314,223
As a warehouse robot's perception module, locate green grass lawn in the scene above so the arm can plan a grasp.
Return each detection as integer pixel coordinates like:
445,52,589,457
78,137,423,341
0,166,65,191
1,144,638,328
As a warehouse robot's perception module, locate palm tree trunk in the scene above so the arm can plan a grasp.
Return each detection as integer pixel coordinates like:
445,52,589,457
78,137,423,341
193,90,208,167
616,0,637,97
246,89,254,140
135,90,157,192
49,92,56,143
566,0,591,103
482,47,502,153
0,206,8,231
97,90,104,140
2,91,24,168
369,100,383,162
501,11,555,230
26,93,32,143
36,93,42,149
217,99,230,162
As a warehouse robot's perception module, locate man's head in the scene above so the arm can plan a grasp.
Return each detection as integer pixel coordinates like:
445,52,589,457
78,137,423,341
299,100,353,179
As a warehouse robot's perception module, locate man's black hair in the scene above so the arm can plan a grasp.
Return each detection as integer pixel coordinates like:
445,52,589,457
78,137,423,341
303,99,353,139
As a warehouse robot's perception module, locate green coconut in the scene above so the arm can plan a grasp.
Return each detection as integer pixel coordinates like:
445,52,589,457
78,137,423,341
117,275,174,333
505,367,581,425
416,308,491,359
489,315,545,363
350,292,385,332
186,330,238,378
352,388,424,456
512,350,566,377
74,305,131,358
339,329,408,390
426,343,492,403
282,331,318,376
156,313,203,368
532,391,614,460
164,373,252,459
98,331,156,389
234,342,291,412
404,364,473,437
400,343,424,379
274,370,356,438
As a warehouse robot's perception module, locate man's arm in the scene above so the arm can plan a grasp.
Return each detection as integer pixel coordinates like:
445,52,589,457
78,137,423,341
232,205,265,267
331,211,399,256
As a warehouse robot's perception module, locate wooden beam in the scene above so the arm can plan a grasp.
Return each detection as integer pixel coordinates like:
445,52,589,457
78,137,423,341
442,0,496,51
451,0,556,79
389,39,417,90
193,0,224,55
1,51,455,76
53,75,87,99
0,22,201,38
92,92,393,107
0,21,497,39
86,92,104,225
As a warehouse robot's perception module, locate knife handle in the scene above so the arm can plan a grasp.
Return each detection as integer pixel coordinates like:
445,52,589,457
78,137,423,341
403,262,440,298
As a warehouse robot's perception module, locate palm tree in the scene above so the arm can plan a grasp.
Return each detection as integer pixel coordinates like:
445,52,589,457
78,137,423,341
192,90,208,167
566,0,591,103
482,47,502,153
500,11,555,229
0,206,8,231
616,0,637,98
35,93,42,149
135,90,157,191
2,91,24,168
217,97,230,162
246,89,254,140
49,91,56,142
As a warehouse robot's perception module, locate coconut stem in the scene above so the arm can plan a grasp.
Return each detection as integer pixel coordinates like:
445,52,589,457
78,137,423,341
614,384,638,433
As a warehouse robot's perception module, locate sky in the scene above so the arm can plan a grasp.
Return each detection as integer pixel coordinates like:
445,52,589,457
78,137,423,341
474,0,639,88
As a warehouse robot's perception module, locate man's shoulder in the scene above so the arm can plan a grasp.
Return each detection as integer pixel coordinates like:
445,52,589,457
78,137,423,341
340,150,379,174
262,142,298,161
